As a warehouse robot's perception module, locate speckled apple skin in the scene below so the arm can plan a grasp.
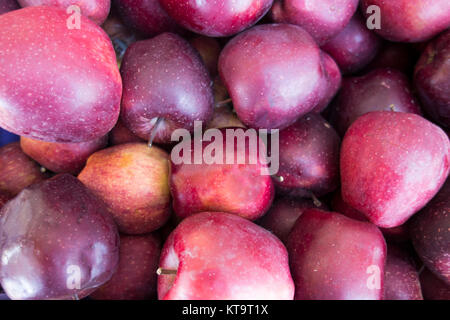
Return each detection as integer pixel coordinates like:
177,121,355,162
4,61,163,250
414,30,450,128
341,111,450,228
0,174,120,300
0,7,122,143
271,0,359,45
275,113,341,198
322,13,381,74
410,178,450,285
0,142,48,195
420,268,450,300
113,0,179,36
90,233,161,300
18,0,110,25
0,0,19,14
219,24,324,130
158,212,294,300
287,209,386,300
170,128,274,221
21,135,108,175
79,143,171,235
361,0,450,43
384,245,423,300
159,0,273,37
330,68,422,136
120,33,213,144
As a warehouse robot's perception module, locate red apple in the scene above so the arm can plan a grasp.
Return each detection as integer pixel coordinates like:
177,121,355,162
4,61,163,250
90,233,161,300
414,30,450,128
0,174,119,300
0,6,122,142
219,24,324,130
0,190,12,210
329,68,422,136
0,0,18,14
113,0,179,36
365,42,419,75
287,208,386,300
20,135,108,175
410,178,450,285
0,142,48,195
157,212,294,300
341,111,450,228
313,51,342,113
159,0,273,37
79,143,171,235
120,33,214,144
420,268,450,300
361,0,450,42
274,113,341,198
189,36,221,77
322,13,381,74
270,0,359,45
384,244,423,300
109,119,145,145
18,0,111,24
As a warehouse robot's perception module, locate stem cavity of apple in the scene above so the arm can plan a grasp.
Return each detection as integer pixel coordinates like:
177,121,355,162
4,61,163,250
148,117,163,148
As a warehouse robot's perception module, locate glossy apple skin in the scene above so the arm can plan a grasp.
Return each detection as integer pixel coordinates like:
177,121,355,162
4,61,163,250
420,268,450,300
384,245,423,300
313,51,341,113
410,178,450,285
79,143,171,235
113,0,179,36
271,0,358,45
20,135,108,175
219,24,324,130
0,0,18,14
258,197,326,243
414,30,450,128
361,0,450,43
322,14,381,74
170,128,274,221
18,0,110,24
159,0,273,37
189,36,221,78
0,174,119,300
0,142,48,195
275,113,341,198
109,119,145,145
120,33,213,144
329,68,422,136
287,209,386,300
158,212,294,300
341,111,450,228
0,7,121,143
90,233,161,300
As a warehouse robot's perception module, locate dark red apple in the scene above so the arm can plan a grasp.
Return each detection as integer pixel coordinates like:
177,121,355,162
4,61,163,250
113,0,179,36
18,0,110,24
420,268,450,300
120,33,213,144
313,51,342,113
287,208,386,300
258,196,326,243
78,143,171,235
0,142,48,195
0,6,122,143
365,42,419,75
414,30,450,128
322,13,381,74
189,36,221,77
0,0,18,14
158,212,294,300
170,128,274,221
410,178,450,285
384,244,423,300
0,190,12,210
20,135,108,175
270,0,359,45
274,113,341,198
90,233,161,300
109,119,145,145
219,24,324,130
329,68,422,136
361,0,450,42
0,174,119,300
341,111,450,228
159,0,273,37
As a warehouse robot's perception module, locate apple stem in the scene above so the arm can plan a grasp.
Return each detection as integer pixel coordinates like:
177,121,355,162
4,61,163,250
157,267,178,275
215,98,232,108
389,104,395,112
311,193,322,207
148,117,163,148
272,175,284,183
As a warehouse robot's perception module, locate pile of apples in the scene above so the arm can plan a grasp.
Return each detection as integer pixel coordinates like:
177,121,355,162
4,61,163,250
0,0,448,300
